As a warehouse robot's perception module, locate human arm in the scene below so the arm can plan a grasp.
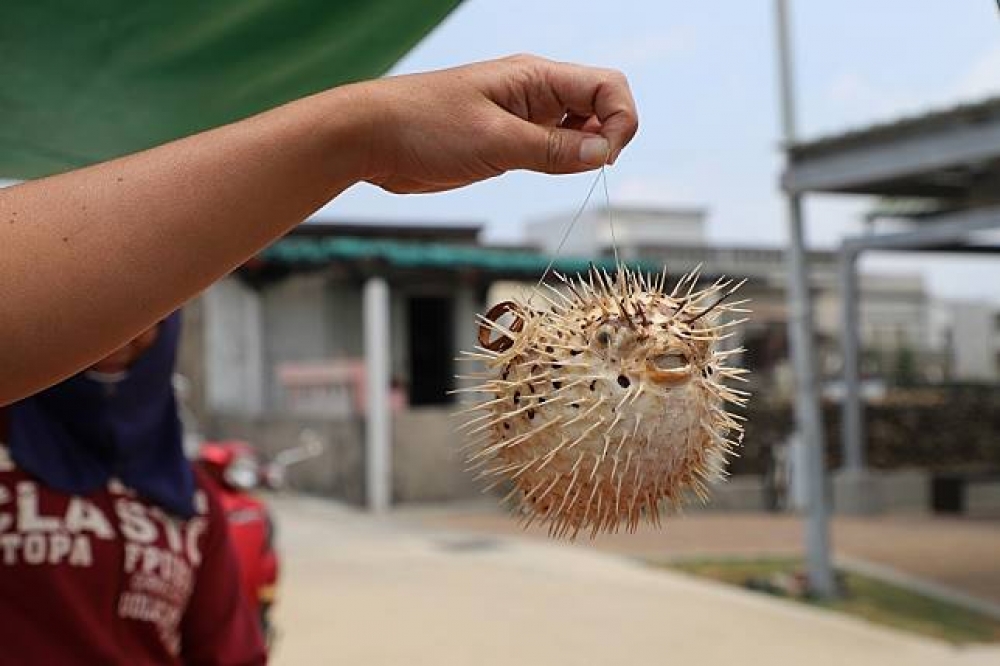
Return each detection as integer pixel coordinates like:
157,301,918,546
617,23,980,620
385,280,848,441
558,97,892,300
0,54,637,405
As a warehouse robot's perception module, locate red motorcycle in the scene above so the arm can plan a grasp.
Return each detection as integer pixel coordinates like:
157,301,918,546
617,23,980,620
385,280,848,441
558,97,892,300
196,431,324,646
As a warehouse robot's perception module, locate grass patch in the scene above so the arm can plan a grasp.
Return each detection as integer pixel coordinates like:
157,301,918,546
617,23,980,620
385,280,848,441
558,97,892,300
662,557,1000,644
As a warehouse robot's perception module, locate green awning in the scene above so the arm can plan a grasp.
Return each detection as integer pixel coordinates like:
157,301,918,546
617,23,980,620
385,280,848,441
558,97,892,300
0,0,462,179
255,236,660,277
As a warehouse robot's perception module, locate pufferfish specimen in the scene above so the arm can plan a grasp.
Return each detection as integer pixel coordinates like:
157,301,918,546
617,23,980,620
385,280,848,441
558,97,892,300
455,265,750,539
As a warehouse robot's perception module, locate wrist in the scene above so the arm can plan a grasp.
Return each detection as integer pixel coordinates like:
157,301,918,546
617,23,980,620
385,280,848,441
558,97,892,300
314,81,390,187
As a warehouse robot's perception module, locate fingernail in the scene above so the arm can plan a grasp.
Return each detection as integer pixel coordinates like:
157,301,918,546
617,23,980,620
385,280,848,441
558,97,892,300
579,137,610,166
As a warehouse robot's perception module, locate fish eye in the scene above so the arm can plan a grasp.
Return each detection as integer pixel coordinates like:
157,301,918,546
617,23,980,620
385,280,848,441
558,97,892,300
595,327,614,347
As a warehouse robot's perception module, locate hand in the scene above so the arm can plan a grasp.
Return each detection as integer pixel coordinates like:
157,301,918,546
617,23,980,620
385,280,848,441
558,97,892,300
355,54,639,194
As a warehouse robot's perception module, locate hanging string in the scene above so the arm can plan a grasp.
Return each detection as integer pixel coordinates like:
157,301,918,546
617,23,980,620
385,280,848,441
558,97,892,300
601,165,622,271
526,165,605,304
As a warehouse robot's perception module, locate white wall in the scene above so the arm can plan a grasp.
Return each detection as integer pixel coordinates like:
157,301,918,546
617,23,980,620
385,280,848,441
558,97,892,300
815,272,930,354
944,301,999,381
600,207,706,251
204,278,264,414
261,273,336,409
524,211,600,257
524,206,707,258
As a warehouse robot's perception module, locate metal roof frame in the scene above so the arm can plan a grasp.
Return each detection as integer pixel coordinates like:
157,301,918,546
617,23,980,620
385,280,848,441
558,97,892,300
838,205,1000,480
780,98,1000,518
784,97,1000,197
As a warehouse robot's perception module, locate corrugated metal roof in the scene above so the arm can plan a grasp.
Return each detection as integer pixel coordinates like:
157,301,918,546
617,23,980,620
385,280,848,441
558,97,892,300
788,95,1000,158
256,236,658,276
865,197,957,220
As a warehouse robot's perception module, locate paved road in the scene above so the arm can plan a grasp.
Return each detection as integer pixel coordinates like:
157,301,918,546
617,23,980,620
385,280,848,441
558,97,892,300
269,496,999,666
406,504,1000,606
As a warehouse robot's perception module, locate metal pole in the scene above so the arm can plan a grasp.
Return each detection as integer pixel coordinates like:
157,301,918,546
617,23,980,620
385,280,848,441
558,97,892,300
839,246,865,472
363,276,392,513
774,0,836,596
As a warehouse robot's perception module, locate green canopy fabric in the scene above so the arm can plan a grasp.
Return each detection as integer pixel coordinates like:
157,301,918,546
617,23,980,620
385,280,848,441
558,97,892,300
0,0,462,180
257,236,661,276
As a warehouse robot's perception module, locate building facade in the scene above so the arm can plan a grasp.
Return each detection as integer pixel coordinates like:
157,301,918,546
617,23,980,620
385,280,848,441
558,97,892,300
929,300,1000,382
526,205,934,389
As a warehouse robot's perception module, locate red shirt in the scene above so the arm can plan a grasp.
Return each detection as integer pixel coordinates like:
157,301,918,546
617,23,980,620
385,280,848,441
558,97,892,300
0,411,267,665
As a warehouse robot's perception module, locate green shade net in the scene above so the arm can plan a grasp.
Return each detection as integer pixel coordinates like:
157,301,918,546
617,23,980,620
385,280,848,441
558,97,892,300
0,0,462,180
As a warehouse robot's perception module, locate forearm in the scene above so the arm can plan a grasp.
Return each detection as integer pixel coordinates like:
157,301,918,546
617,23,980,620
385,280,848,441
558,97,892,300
0,84,373,405
0,55,637,405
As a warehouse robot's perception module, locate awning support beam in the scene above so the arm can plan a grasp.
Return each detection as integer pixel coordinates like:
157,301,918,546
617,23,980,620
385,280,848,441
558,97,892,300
838,205,1000,488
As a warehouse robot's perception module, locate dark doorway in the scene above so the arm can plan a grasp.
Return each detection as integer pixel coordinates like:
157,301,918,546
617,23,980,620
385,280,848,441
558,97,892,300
742,323,787,374
407,296,454,406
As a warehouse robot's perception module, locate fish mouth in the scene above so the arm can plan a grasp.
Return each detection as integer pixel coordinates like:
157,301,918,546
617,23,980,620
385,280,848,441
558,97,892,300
645,353,693,387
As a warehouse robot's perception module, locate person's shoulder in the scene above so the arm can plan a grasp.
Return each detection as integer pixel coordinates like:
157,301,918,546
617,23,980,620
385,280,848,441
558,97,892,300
190,464,229,522
0,409,22,478
0,445,19,477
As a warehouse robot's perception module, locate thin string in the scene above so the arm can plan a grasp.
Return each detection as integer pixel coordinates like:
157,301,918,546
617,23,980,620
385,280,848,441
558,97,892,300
601,166,621,270
526,165,606,304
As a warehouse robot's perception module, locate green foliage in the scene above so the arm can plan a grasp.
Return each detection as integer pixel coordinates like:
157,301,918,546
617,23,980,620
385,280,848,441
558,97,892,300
662,557,1000,644
892,344,919,387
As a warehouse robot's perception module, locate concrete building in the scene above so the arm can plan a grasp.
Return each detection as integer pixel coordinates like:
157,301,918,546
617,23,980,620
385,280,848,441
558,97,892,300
179,221,633,506
176,212,990,516
525,205,932,388
929,299,1000,382
199,223,487,417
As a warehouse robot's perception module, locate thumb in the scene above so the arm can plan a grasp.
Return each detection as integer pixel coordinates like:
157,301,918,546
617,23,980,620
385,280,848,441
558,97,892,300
513,122,612,174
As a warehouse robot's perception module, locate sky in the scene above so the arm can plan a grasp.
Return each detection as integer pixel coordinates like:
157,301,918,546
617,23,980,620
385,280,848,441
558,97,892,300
329,1,1000,303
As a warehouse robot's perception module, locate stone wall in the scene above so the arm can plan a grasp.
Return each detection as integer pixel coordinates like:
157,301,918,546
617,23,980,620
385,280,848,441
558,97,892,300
734,391,1000,475
204,390,1000,512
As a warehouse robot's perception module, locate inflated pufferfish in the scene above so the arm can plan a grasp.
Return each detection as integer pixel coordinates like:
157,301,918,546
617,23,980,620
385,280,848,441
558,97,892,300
456,265,750,539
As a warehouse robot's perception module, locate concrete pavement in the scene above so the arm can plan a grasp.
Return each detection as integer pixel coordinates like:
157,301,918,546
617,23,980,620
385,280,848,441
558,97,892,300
268,496,999,666
406,505,1000,607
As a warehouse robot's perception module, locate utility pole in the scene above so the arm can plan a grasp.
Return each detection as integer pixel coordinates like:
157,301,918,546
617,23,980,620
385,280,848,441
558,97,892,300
773,0,836,597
